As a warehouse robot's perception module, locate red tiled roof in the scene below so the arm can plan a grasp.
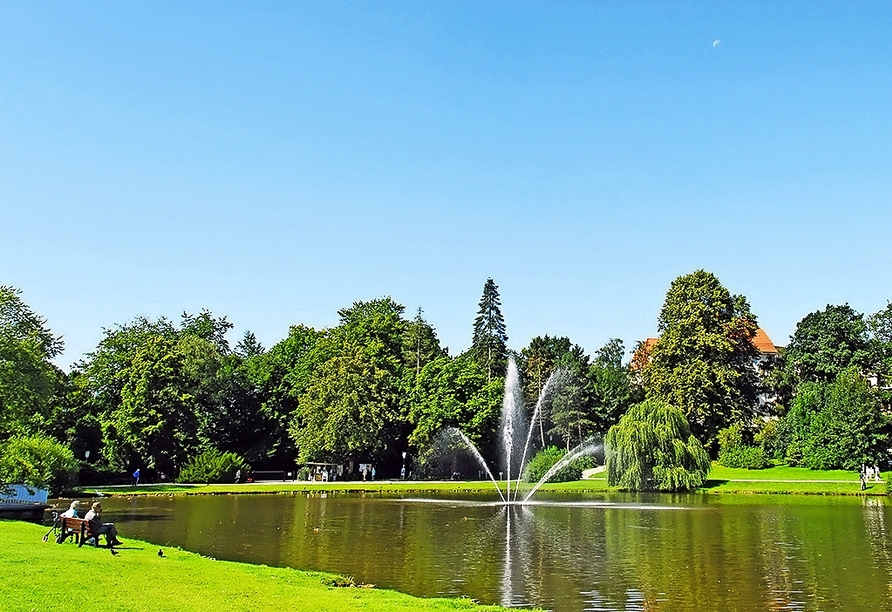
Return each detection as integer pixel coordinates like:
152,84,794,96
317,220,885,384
636,329,777,357
752,328,778,354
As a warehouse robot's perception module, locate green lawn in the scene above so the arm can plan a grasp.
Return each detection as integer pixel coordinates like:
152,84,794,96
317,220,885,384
706,464,861,481
75,465,887,499
0,520,511,612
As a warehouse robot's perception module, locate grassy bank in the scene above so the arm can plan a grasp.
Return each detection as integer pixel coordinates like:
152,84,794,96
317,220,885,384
74,465,887,499
0,520,509,612
76,478,611,498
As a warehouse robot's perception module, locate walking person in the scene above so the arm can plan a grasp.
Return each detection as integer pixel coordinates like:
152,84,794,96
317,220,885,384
235,469,241,484
371,466,376,481
133,468,140,486
860,469,867,491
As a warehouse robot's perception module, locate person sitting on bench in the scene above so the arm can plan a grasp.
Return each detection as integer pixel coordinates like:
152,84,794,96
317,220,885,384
61,500,80,518
84,502,123,547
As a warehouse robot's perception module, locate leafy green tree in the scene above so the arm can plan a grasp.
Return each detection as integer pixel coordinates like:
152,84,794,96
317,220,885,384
588,338,638,433
403,308,446,379
606,399,710,492
549,348,594,450
518,335,580,446
800,368,889,470
472,278,508,382
289,298,409,466
785,304,869,384
642,270,759,445
0,285,63,438
867,302,892,391
235,331,265,358
407,353,502,461
104,335,198,475
241,324,323,466
777,382,824,466
0,433,78,494
290,343,401,462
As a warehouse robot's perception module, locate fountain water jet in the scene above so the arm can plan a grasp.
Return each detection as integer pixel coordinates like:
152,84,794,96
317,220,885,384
447,355,601,504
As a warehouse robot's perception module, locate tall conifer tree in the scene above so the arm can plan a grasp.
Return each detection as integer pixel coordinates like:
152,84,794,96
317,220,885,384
472,278,508,381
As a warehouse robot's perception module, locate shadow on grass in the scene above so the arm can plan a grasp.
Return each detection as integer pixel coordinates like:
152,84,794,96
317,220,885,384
700,479,730,489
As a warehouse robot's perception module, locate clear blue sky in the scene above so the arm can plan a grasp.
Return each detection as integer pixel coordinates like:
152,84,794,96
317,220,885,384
2,2,891,368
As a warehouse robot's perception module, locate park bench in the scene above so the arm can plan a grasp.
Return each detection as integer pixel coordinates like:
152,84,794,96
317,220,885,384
57,517,101,547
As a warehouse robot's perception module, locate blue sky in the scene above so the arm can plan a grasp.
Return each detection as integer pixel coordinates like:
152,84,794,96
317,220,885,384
2,2,891,368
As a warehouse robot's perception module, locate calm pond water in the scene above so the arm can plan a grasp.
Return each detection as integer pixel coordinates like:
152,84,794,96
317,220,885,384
85,491,892,612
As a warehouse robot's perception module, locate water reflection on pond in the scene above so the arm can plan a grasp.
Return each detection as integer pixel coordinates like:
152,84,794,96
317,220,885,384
88,492,892,611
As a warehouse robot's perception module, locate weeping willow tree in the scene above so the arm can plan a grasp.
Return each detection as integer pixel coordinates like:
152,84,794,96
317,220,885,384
605,399,710,491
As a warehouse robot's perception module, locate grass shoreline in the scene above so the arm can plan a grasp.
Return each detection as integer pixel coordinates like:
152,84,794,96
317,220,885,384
70,465,889,499
1,520,512,612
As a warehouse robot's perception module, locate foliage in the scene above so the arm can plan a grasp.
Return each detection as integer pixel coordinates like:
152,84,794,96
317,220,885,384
472,278,508,382
716,423,770,469
784,304,869,384
292,345,399,462
800,368,889,470
754,419,783,460
777,369,890,470
867,302,892,393
641,270,760,445
0,433,77,493
548,349,595,450
403,308,446,380
244,324,324,466
176,449,249,484
0,285,64,438
408,354,502,461
522,445,594,483
290,299,410,466
606,399,710,491
103,335,198,475
588,338,638,433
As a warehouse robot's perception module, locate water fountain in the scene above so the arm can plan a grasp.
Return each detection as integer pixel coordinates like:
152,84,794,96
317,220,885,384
443,355,602,504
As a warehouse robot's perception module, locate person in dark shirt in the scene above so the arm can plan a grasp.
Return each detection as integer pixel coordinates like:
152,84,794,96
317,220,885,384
84,502,123,547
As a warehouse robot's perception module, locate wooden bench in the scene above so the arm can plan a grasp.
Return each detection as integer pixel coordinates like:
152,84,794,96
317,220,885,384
57,517,101,547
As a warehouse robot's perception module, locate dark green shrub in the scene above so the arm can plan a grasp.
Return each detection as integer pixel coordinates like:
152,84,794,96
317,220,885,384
523,446,595,483
177,449,249,484
717,424,770,469
0,434,78,494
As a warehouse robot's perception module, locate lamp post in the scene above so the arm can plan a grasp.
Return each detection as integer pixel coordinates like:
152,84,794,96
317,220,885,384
401,451,407,480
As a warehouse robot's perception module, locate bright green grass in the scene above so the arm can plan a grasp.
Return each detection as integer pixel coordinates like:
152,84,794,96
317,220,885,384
77,465,886,499
707,464,861,481
0,520,511,612
80,478,610,498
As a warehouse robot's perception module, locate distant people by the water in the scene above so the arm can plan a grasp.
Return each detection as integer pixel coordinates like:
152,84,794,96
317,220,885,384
400,466,406,480
133,468,140,486
865,465,882,482
371,467,376,480
85,502,123,547
235,469,241,484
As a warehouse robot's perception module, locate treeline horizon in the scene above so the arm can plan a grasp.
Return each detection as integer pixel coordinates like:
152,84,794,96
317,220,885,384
2,271,891,493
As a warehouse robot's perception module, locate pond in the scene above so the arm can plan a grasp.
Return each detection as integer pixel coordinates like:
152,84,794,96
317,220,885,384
89,491,892,611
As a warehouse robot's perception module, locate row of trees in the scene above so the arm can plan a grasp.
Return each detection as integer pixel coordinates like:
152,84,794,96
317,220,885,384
0,279,639,490
3,270,891,492
608,271,891,489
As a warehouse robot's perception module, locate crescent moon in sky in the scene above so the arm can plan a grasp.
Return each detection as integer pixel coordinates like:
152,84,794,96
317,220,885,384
712,39,721,48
